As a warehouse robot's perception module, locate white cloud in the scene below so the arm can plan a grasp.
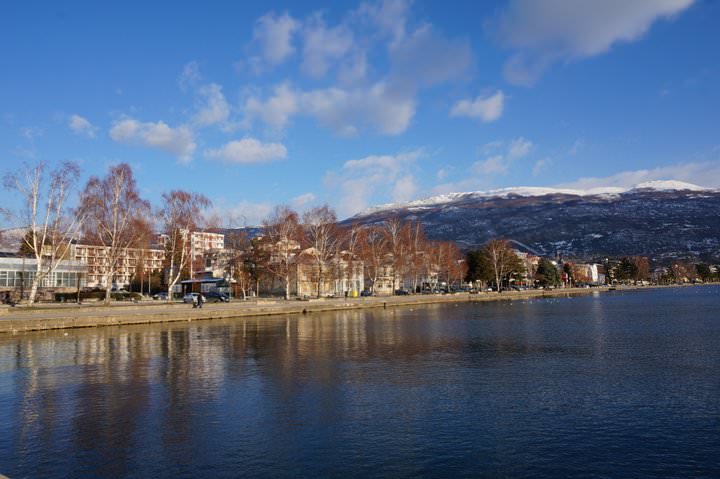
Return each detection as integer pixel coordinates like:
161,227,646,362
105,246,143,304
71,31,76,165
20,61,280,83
251,11,299,68
179,61,201,91
329,149,424,217
301,14,354,79
436,137,535,192
532,158,551,176
481,140,503,154
193,83,230,127
222,200,276,226
205,138,287,165
355,0,411,45
508,137,532,159
338,51,368,85
244,81,415,136
291,192,317,210
109,117,196,163
390,23,472,86
492,0,694,85
392,174,417,202
343,149,421,174
240,1,471,136
471,155,509,175
557,160,720,190
301,81,415,136
21,127,43,141
68,115,98,138
243,83,299,131
450,91,505,123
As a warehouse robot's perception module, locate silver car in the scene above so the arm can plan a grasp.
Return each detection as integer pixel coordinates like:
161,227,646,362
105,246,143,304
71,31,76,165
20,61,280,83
183,292,199,303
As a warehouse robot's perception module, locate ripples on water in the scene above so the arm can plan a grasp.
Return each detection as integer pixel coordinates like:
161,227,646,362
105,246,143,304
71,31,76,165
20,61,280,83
1,286,719,478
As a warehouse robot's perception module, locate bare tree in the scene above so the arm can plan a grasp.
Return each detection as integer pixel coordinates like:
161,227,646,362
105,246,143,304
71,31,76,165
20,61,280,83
405,221,426,292
303,205,338,298
263,205,303,299
131,218,156,296
336,223,363,295
3,161,84,304
78,163,151,304
630,256,650,283
248,235,272,297
426,241,449,291
383,217,408,288
443,242,465,290
159,190,211,302
523,255,538,286
358,225,388,294
483,239,522,292
221,215,253,300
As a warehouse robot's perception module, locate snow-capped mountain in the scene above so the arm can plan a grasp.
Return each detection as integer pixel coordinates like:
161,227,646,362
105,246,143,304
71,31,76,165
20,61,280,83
355,181,711,217
346,181,720,262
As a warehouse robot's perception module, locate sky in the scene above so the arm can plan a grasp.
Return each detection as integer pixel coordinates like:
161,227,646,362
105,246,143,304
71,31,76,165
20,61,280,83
1,0,719,225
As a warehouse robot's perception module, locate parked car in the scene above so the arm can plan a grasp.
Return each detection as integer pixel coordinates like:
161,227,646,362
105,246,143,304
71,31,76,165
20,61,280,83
183,292,199,303
360,290,373,297
204,291,229,303
394,289,410,295
152,292,168,301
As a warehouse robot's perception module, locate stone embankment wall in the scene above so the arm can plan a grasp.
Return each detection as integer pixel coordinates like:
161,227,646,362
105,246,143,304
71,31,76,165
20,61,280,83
0,288,620,334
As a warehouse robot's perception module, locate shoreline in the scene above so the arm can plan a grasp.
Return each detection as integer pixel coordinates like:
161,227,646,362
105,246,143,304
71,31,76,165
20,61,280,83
0,285,700,334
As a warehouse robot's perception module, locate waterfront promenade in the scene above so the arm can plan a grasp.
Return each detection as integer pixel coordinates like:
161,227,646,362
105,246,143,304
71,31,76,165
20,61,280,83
0,286,642,334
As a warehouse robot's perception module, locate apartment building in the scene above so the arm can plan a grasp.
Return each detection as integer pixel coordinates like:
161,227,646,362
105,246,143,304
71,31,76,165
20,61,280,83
190,231,225,259
72,244,165,288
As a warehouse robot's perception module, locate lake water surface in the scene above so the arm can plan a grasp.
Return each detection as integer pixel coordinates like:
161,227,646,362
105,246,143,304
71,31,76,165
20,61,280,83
1,286,719,478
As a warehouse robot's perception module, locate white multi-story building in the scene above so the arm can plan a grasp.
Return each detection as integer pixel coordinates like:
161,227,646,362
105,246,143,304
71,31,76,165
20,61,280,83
190,231,225,259
72,244,165,288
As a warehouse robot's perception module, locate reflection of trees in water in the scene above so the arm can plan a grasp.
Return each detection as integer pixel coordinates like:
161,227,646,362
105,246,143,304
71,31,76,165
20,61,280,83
1,305,488,476
69,332,153,478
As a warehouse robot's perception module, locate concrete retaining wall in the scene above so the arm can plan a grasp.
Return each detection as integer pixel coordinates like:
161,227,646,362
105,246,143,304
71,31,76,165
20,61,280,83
0,288,614,334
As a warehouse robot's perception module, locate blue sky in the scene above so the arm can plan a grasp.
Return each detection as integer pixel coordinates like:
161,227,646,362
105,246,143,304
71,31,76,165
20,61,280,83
1,0,719,224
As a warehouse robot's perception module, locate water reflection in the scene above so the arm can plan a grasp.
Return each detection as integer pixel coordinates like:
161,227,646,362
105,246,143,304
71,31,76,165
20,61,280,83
1,288,719,478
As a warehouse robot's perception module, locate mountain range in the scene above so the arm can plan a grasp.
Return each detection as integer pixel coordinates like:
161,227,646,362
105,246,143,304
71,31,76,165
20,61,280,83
345,181,720,263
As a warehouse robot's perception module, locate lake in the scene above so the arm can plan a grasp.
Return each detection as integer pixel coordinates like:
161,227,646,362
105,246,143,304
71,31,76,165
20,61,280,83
1,286,719,478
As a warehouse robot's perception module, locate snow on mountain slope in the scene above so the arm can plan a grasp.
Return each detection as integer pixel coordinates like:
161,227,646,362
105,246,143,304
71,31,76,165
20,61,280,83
355,181,711,217
629,180,708,192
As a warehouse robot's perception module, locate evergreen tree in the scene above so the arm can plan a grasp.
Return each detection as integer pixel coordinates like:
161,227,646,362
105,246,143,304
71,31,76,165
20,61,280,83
465,250,493,285
696,263,712,282
536,258,560,287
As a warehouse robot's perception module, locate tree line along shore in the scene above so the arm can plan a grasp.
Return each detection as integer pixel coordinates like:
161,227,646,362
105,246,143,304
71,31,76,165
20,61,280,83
2,161,717,311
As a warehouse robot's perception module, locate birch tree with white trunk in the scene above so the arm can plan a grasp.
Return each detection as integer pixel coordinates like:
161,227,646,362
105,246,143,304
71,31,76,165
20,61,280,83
78,163,150,304
483,238,522,292
384,217,408,290
262,206,303,300
3,161,84,304
159,190,211,302
303,205,338,298
358,225,388,294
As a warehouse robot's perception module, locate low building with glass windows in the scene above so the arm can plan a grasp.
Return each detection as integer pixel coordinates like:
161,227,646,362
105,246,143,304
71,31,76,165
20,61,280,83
0,252,86,301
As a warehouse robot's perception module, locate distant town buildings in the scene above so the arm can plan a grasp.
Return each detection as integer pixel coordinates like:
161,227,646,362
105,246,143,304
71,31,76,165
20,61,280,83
1,222,717,302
